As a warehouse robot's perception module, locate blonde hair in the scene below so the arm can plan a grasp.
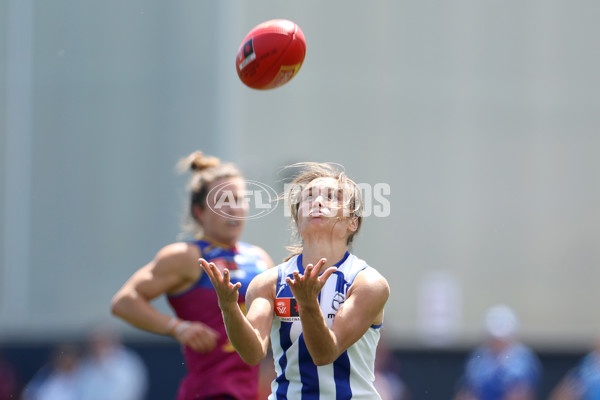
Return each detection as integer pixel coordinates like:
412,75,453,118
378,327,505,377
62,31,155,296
283,162,363,260
177,151,243,235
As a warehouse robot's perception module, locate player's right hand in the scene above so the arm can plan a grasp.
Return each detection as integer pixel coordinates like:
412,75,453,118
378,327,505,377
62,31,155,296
174,321,219,353
199,258,241,311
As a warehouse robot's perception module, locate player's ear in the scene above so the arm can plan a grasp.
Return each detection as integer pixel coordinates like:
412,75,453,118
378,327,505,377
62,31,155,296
192,204,204,225
347,216,358,233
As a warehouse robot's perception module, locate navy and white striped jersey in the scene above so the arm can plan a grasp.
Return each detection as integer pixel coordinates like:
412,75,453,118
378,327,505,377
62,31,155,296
269,252,382,400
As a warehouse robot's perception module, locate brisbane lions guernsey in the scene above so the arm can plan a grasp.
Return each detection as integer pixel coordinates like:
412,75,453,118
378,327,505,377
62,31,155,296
168,238,269,400
270,252,382,400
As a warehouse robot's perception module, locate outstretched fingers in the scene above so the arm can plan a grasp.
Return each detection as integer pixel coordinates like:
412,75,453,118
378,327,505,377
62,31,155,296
286,258,338,303
200,258,219,280
304,259,337,285
199,258,241,302
200,258,227,284
319,266,338,283
223,269,242,290
303,258,326,279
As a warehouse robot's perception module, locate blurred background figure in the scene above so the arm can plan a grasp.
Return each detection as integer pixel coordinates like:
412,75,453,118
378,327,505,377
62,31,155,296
453,305,542,400
0,348,21,400
548,336,600,400
21,342,82,400
374,334,411,400
77,326,148,400
111,151,273,399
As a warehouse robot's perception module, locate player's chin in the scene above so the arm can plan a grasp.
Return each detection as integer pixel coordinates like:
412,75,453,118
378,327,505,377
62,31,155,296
222,222,244,240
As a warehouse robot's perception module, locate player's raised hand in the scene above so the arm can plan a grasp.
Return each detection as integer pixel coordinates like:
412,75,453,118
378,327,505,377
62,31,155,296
286,258,337,304
199,258,241,309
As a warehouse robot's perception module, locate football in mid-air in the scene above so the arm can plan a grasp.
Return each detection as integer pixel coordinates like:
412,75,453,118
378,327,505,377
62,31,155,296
236,19,306,90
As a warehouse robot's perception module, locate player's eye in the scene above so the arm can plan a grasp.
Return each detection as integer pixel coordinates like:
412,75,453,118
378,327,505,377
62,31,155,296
301,188,314,200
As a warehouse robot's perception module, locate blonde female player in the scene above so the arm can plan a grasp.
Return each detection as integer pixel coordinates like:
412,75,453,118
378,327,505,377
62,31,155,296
202,162,390,399
111,151,273,400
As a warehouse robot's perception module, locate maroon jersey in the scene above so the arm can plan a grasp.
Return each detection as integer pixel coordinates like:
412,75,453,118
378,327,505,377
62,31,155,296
168,238,269,400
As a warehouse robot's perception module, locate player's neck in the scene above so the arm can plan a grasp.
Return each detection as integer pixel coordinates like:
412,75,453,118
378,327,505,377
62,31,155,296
301,241,348,271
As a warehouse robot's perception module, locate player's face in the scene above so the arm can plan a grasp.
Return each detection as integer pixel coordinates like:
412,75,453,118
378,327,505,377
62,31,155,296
296,177,357,239
196,177,247,246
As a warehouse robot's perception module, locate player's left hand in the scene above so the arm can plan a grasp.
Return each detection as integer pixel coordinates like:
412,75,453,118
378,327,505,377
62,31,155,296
286,258,337,304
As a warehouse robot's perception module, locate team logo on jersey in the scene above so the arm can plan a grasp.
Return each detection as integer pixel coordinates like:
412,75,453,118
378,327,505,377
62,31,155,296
275,298,300,321
331,292,346,311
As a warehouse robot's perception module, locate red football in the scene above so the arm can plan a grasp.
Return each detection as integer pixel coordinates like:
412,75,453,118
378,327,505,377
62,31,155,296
236,19,306,90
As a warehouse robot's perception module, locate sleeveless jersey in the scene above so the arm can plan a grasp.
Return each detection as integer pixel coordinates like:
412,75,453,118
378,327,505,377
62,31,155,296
269,252,382,400
168,238,269,400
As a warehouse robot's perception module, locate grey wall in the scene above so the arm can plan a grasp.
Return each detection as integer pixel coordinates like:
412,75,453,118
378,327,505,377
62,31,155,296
1,1,599,349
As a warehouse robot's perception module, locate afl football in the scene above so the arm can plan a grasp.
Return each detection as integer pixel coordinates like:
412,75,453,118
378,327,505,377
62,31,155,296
236,19,306,90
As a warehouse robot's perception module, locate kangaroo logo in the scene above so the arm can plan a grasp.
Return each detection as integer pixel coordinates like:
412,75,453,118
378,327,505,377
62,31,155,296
331,293,345,311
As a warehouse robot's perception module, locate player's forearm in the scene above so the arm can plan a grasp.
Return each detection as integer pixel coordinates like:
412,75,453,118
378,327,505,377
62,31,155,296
221,303,267,366
111,294,172,335
298,299,339,365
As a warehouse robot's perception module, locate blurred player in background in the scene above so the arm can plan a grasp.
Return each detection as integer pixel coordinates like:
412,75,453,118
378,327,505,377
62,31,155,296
453,305,542,400
111,151,273,400
548,336,600,400
21,329,147,400
77,325,148,400
21,342,82,400
202,162,390,399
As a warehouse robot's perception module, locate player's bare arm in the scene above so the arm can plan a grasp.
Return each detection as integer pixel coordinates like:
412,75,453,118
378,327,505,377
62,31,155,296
201,259,277,365
112,242,219,353
293,265,389,366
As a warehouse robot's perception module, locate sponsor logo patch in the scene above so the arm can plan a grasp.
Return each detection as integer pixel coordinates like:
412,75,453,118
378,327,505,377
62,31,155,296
275,298,300,321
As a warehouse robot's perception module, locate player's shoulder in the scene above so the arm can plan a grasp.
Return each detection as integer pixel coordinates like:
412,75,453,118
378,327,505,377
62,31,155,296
363,265,388,282
353,259,389,293
343,254,385,279
154,242,200,270
134,242,201,286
